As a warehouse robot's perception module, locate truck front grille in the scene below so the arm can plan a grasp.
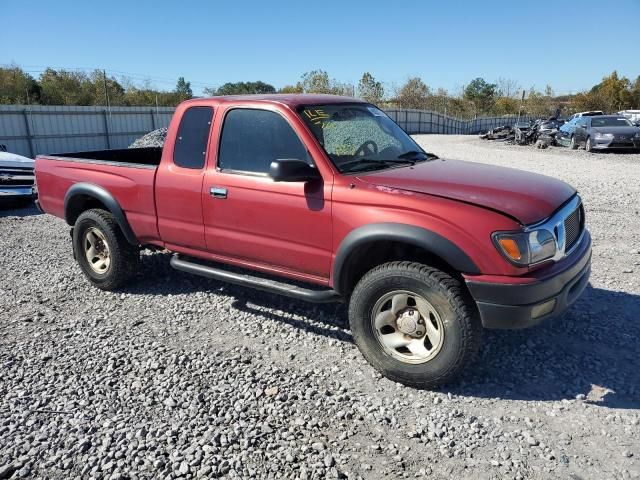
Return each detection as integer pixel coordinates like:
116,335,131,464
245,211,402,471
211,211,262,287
0,166,34,187
564,204,584,250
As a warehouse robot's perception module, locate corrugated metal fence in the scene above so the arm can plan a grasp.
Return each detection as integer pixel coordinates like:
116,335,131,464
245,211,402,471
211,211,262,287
385,109,539,136
0,105,537,158
0,105,174,158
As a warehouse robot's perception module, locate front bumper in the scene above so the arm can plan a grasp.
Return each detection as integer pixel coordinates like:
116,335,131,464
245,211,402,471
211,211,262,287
590,137,640,150
0,186,36,199
465,230,592,329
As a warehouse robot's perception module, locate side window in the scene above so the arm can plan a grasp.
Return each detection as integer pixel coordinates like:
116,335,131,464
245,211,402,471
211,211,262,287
218,109,309,174
173,106,213,169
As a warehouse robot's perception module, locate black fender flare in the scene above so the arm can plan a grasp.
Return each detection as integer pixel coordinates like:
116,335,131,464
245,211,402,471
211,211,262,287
63,182,139,245
332,222,480,295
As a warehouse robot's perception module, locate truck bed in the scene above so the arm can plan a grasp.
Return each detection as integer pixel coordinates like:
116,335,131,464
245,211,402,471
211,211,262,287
35,147,161,244
46,147,162,167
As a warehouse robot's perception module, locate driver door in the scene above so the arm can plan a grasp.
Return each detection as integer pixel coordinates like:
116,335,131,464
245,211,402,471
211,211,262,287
202,107,333,282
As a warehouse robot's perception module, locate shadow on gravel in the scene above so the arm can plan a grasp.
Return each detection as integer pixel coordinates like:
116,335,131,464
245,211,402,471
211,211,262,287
126,255,639,409
0,201,41,218
450,285,640,410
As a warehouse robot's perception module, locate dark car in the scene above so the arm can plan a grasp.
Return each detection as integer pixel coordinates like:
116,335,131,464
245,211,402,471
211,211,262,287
557,115,640,151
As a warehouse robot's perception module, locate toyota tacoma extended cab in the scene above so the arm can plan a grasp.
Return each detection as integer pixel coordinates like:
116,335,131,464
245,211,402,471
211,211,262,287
35,95,591,388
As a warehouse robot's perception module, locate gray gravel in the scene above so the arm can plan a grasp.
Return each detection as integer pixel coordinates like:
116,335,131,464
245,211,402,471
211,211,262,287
1,135,639,479
128,128,167,149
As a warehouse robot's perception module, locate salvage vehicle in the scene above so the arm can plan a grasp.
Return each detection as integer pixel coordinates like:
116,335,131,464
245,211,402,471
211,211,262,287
568,110,604,121
557,115,640,151
0,145,36,203
35,95,592,388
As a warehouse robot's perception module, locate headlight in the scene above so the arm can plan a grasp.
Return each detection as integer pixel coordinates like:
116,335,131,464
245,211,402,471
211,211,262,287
594,132,614,139
493,229,557,266
634,132,640,138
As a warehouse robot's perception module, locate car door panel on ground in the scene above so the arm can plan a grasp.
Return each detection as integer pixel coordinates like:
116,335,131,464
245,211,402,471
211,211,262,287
202,107,333,280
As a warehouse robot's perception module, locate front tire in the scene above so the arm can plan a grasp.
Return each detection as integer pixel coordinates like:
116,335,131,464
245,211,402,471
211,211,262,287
585,136,592,152
570,135,578,149
349,261,482,388
73,209,139,290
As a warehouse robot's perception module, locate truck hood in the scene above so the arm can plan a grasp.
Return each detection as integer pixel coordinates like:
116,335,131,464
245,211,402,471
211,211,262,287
0,151,35,169
357,158,576,225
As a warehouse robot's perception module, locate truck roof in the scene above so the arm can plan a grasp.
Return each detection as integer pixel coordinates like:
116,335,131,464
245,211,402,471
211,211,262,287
182,94,365,108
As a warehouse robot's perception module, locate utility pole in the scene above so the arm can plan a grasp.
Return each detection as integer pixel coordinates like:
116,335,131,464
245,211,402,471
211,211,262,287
103,69,112,115
517,89,525,123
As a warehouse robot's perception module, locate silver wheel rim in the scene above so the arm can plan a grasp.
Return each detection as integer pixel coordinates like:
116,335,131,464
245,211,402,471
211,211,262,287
371,290,445,364
84,227,111,274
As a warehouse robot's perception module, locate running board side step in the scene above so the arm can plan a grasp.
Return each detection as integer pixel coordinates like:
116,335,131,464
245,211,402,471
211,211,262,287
170,255,343,304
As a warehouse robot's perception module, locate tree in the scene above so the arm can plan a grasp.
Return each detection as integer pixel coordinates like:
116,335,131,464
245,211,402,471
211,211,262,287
593,71,632,112
0,66,41,104
395,77,430,109
497,77,521,98
494,97,519,115
279,84,303,94
357,72,384,104
174,77,193,101
463,78,498,114
210,81,276,96
525,85,558,117
39,68,93,105
299,70,352,96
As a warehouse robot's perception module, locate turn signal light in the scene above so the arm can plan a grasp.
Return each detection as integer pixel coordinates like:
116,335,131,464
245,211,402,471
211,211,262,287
497,238,522,261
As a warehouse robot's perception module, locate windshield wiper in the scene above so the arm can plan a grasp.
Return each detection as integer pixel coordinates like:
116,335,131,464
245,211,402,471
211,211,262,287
398,150,438,160
341,158,416,173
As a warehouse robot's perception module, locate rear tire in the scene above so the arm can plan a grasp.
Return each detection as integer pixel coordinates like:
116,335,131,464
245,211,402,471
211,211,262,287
348,261,482,389
73,209,139,290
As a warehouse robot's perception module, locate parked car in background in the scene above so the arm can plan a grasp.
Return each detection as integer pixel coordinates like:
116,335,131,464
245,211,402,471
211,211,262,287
618,110,640,125
0,145,36,204
557,115,640,151
568,111,604,121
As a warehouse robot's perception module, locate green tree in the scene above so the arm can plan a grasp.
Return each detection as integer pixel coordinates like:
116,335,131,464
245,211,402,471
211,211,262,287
463,78,498,114
299,70,352,95
593,71,632,112
210,81,276,96
525,85,558,117
39,68,93,105
0,66,41,104
395,77,430,109
279,84,303,94
174,77,193,101
357,72,384,104
493,97,519,115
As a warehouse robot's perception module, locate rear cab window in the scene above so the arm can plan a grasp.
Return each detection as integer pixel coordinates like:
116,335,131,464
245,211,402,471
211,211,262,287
217,108,310,175
173,106,214,169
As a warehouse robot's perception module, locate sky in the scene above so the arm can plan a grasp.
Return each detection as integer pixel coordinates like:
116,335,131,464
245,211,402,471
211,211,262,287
3,0,640,96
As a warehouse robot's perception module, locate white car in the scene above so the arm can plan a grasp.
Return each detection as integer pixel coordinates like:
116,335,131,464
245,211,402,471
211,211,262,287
0,147,36,202
618,110,640,125
568,111,604,121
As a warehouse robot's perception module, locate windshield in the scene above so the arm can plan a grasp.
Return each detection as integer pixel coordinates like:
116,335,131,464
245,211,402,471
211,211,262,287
299,104,434,173
591,117,633,127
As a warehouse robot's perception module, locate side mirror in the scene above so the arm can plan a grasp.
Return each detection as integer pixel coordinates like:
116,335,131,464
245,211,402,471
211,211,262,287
270,159,320,182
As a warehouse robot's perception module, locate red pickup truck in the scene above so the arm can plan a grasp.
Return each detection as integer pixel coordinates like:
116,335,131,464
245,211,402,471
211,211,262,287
35,95,591,388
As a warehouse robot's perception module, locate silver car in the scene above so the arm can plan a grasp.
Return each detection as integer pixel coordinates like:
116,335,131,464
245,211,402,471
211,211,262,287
0,147,36,202
560,115,640,152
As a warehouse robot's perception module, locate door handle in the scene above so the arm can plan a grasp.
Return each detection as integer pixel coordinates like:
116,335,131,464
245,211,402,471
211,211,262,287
210,187,227,199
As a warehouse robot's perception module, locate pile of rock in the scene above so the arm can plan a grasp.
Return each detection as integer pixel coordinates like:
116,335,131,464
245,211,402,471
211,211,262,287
129,128,168,148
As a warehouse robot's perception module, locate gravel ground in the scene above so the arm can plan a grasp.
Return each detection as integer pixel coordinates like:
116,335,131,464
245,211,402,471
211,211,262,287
1,135,639,479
